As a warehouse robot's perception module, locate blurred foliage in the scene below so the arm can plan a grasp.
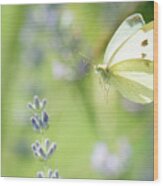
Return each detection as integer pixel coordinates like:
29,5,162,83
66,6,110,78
2,2,154,180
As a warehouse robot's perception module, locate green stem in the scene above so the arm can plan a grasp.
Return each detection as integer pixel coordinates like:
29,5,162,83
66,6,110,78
75,80,100,140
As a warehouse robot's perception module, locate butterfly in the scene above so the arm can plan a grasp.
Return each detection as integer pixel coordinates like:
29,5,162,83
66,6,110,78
95,13,154,104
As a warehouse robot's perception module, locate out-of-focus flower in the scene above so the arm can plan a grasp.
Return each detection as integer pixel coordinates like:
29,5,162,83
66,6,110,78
52,61,74,81
20,5,91,82
19,5,61,68
74,59,90,80
91,138,132,177
52,58,90,81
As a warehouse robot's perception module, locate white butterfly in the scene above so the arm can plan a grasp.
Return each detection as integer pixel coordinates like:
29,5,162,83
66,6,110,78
95,13,153,104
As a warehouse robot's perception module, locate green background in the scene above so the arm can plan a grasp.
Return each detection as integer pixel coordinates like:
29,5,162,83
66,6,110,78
2,1,154,180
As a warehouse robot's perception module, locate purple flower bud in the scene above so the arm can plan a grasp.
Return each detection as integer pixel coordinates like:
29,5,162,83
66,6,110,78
45,138,50,150
42,99,47,110
34,95,40,109
31,117,40,131
37,171,44,178
42,111,49,124
48,168,53,178
38,147,47,160
27,103,34,110
54,170,59,178
48,143,57,157
52,169,59,178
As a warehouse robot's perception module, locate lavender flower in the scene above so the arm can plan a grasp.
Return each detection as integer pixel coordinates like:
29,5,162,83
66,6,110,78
31,139,57,161
28,95,60,178
36,168,60,178
27,95,48,112
28,96,49,132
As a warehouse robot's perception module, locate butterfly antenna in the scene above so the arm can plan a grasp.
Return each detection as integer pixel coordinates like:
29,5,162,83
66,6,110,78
78,52,92,61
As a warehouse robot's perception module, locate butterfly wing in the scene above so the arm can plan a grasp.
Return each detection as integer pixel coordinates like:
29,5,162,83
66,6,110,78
109,59,153,104
108,21,153,67
104,13,145,65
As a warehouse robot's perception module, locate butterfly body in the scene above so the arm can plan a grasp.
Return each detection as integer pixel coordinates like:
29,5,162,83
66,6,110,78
96,14,154,104
95,64,110,83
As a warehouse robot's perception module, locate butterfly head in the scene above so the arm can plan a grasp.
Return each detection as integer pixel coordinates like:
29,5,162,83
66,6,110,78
94,64,110,82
